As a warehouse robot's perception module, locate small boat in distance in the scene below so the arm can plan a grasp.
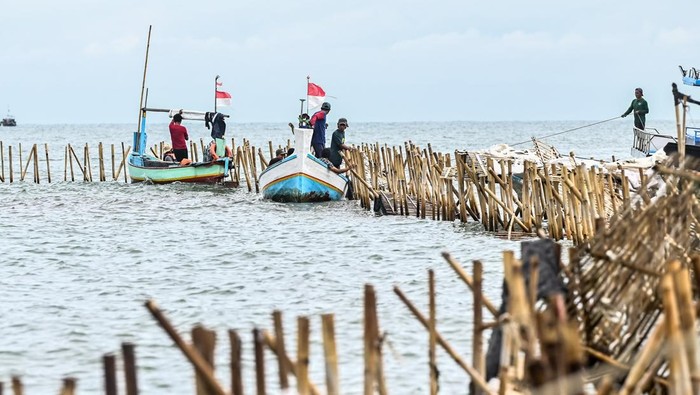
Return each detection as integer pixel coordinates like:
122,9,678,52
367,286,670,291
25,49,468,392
2,108,16,127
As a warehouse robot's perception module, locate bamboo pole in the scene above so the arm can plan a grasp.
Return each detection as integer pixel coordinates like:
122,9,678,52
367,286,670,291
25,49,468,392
33,145,39,183
238,147,252,192
0,141,4,182
297,317,311,395
473,260,485,395
322,314,339,395
103,354,118,395
272,311,289,390
229,330,244,395
99,142,105,182
429,269,438,395
192,325,218,395
122,343,139,395
261,332,322,395
661,273,692,395
364,284,377,395
11,376,22,395
144,300,228,395
64,145,68,182
111,144,116,180
58,378,77,395
253,328,266,395
44,143,51,183
20,144,34,181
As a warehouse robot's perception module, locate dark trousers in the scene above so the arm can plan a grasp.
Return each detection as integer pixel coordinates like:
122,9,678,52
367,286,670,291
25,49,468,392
312,143,324,158
174,149,188,162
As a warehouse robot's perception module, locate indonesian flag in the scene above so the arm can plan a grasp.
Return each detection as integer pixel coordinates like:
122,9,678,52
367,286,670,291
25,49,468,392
216,80,232,107
307,82,326,112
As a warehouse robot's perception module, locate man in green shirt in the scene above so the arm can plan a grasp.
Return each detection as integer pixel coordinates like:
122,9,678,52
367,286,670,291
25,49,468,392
330,118,355,167
621,87,649,130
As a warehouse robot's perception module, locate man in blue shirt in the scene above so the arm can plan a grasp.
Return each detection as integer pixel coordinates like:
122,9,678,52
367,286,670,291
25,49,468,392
310,102,331,158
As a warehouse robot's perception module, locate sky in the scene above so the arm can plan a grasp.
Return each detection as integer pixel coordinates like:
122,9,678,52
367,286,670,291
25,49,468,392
0,0,698,124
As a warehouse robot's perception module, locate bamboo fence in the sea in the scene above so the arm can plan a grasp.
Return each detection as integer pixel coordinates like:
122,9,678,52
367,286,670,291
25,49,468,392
0,137,675,248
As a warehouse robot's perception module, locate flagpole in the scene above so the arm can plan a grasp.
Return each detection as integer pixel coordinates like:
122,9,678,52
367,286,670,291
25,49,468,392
306,75,310,115
214,75,219,113
136,25,152,139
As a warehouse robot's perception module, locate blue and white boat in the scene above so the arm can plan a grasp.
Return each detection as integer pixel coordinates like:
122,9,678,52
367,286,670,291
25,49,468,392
258,125,349,202
631,72,700,157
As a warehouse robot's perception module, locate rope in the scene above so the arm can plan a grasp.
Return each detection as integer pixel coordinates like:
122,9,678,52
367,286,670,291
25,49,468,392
511,116,620,147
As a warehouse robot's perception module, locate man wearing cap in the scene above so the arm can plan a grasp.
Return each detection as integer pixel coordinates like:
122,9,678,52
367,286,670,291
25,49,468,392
269,148,286,166
330,118,354,168
621,88,649,130
169,113,190,161
310,102,331,158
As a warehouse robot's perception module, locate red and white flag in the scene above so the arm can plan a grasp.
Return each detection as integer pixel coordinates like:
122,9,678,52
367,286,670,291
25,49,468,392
216,80,232,107
307,81,326,112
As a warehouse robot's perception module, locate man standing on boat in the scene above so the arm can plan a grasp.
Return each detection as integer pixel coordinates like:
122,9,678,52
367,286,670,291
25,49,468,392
330,118,354,168
310,102,331,158
621,87,649,130
169,113,190,161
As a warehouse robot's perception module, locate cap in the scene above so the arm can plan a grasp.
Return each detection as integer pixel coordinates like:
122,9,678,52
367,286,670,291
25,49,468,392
162,143,172,153
338,117,349,127
635,87,643,95
275,148,285,157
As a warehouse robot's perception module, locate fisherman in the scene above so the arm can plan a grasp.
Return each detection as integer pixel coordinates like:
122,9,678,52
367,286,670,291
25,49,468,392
310,102,331,158
621,88,649,130
329,117,354,168
269,148,286,166
169,113,189,161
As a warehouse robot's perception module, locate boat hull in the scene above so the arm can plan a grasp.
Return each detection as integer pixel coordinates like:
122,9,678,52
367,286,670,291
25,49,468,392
259,141,348,203
128,156,229,184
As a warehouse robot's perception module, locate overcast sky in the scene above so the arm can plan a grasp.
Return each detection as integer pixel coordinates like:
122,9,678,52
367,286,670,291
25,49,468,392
0,0,697,123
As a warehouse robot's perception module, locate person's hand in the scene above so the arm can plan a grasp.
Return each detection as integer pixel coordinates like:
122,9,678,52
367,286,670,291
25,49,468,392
621,114,627,118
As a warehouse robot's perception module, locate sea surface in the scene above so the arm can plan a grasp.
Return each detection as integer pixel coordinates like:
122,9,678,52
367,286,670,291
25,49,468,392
0,119,680,394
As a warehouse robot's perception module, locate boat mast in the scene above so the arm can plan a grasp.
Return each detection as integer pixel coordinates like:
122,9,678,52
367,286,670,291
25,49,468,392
215,75,220,113
306,75,310,115
136,25,152,140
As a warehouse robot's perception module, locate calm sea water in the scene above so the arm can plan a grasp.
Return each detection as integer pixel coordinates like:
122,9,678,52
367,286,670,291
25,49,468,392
0,120,679,394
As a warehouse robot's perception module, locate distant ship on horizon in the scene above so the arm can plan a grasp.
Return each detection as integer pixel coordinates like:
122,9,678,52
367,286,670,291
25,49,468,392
2,107,16,127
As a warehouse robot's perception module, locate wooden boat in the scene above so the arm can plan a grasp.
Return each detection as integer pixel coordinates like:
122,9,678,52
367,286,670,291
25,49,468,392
128,109,231,184
258,125,349,202
631,76,700,157
2,108,16,127
127,26,231,184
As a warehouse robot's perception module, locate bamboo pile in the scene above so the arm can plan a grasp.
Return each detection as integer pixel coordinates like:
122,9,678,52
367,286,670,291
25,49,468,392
343,139,632,245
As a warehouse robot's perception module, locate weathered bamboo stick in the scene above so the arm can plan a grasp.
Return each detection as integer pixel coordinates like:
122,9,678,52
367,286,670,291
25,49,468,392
192,325,217,395
98,142,105,182
20,144,34,181
121,343,138,395
473,260,485,394
272,311,289,390
321,314,339,395
103,354,118,395
662,272,692,395
253,328,266,395
297,317,311,395
429,269,438,395
11,376,22,395
44,144,51,183
261,332,321,395
58,378,77,395
228,330,244,395
0,141,4,182
144,300,228,395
